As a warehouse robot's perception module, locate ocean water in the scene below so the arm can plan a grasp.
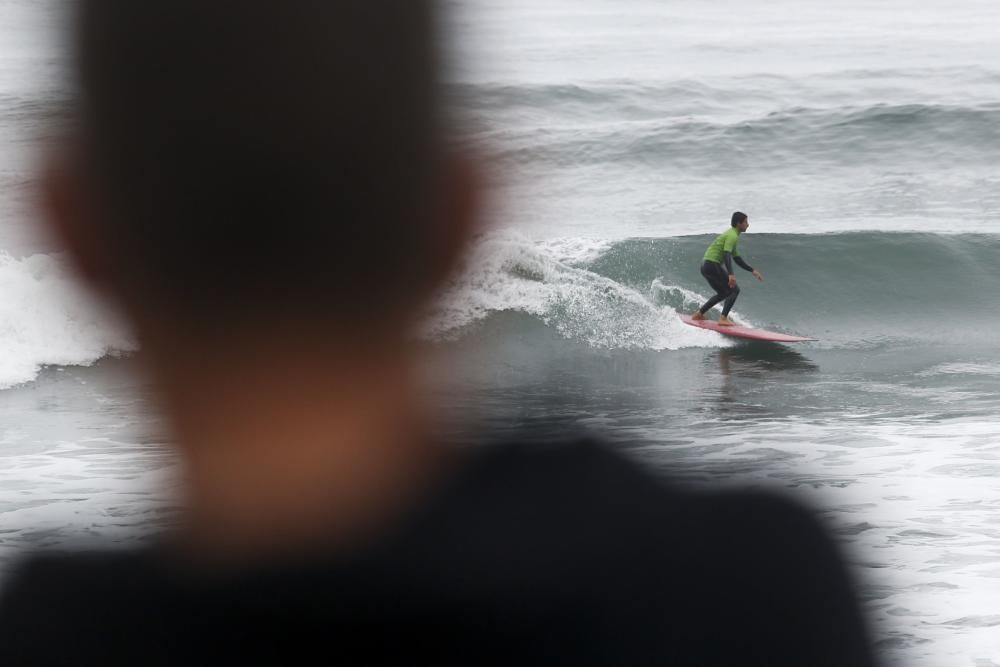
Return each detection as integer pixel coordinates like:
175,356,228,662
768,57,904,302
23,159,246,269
1,1,1000,665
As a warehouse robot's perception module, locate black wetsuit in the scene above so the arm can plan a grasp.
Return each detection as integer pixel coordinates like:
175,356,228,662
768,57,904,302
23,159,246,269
699,228,755,317
700,256,754,316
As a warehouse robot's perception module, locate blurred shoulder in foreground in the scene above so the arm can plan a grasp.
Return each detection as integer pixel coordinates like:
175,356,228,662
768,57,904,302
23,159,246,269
0,437,873,665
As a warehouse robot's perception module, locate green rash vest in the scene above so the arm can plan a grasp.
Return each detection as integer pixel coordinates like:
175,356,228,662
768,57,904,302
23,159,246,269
703,228,742,265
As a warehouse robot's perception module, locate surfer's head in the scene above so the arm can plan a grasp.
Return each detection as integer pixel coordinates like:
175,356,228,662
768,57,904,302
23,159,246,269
42,0,478,341
731,211,749,232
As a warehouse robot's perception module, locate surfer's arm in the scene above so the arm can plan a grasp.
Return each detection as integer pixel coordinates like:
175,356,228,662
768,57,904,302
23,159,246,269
722,252,753,275
732,255,754,273
734,255,764,281
722,252,735,275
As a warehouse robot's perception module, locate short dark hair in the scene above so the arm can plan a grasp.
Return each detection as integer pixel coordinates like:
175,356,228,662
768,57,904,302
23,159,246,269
74,1,442,327
731,211,748,227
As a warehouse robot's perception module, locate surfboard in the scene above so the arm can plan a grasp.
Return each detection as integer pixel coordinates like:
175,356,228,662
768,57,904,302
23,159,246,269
678,313,816,343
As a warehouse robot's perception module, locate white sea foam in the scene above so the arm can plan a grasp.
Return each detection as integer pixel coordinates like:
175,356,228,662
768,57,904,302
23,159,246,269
423,230,728,350
533,236,615,266
0,252,135,389
649,278,754,328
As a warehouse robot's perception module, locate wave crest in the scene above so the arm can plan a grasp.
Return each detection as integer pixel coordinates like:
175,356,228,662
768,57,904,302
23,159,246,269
0,253,136,389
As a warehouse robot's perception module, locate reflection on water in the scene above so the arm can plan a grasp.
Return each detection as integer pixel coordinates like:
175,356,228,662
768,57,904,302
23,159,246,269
718,342,821,374
708,342,821,415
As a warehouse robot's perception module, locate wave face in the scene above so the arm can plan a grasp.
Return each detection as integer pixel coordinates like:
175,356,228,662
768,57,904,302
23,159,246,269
427,231,1000,349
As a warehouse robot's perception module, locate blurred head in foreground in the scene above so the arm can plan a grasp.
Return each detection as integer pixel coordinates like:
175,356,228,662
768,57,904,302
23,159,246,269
41,0,480,558
51,0,475,342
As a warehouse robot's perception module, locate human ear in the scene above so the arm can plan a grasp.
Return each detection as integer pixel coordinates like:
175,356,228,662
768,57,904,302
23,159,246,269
425,148,486,291
38,142,113,292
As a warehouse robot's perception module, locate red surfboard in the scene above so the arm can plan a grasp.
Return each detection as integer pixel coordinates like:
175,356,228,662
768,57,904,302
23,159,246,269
679,313,816,343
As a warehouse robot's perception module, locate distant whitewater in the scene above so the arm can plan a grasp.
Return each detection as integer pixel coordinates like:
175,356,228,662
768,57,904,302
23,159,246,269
0,253,134,389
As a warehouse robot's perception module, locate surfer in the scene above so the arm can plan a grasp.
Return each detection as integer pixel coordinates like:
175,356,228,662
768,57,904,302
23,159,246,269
691,211,764,326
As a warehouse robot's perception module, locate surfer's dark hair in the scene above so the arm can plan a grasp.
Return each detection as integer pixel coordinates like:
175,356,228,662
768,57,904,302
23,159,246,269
73,1,443,327
731,212,748,227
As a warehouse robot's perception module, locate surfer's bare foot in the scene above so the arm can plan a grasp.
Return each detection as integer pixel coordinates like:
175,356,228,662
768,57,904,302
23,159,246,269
717,316,735,326
690,311,706,321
